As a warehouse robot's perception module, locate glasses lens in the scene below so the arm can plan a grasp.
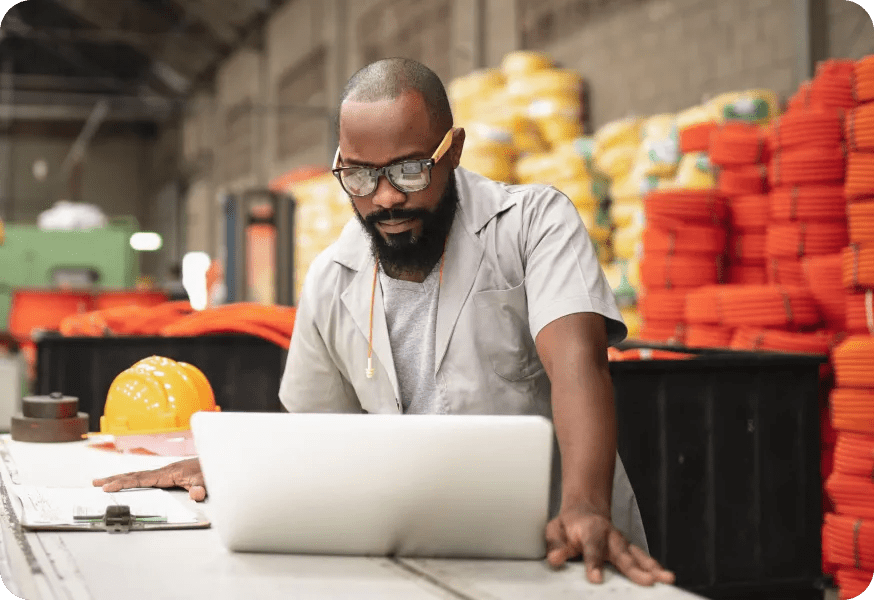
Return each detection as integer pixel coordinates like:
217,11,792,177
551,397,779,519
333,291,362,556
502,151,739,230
340,168,377,196
387,161,430,192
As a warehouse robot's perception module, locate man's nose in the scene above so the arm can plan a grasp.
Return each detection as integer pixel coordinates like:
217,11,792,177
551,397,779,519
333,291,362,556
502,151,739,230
370,174,406,210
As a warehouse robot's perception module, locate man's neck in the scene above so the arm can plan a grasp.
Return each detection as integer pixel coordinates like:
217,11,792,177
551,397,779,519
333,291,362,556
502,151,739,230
382,263,428,283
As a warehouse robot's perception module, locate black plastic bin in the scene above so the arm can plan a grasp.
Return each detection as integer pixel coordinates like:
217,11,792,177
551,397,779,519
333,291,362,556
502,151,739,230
612,342,827,600
35,335,826,599
35,334,287,431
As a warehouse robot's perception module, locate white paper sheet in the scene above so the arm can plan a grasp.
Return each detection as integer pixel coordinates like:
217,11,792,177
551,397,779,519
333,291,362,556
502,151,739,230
9,485,201,526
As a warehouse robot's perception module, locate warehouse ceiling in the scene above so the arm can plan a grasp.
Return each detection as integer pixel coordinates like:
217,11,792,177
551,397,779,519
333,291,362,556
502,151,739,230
0,0,282,125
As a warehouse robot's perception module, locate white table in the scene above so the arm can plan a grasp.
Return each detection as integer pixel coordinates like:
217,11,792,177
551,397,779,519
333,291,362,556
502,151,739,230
0,437,706,600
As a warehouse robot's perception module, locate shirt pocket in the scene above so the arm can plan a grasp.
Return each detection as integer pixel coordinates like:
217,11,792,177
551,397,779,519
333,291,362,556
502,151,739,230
473,281,544,382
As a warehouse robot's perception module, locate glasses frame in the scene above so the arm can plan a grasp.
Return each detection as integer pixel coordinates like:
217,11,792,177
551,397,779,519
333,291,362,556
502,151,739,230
331,127,457,197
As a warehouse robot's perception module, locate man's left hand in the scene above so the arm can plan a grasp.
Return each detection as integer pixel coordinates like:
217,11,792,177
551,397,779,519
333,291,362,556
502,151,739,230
545,506,676,587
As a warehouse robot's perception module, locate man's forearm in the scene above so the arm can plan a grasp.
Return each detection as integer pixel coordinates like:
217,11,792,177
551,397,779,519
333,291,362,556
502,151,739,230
551,360,617,517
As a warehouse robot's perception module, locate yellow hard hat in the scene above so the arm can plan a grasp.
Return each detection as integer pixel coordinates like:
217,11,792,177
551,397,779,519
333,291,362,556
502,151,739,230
101,356,220,436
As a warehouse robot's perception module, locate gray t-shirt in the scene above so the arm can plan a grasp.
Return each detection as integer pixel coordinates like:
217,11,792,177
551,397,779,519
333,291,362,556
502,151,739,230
379,264,443,414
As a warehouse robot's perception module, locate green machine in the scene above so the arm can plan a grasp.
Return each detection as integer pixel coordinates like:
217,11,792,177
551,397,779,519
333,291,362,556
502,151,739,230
0,218,140,331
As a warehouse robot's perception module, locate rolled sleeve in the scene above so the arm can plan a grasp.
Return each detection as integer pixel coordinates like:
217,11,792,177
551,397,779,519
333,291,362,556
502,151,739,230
522,187,628,346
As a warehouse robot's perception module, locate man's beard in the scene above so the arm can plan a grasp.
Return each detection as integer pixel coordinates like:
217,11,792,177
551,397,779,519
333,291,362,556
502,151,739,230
353,173,459,277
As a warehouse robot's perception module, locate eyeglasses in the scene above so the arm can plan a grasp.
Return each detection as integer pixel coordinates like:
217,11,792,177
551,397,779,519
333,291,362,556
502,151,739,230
331,128,456,197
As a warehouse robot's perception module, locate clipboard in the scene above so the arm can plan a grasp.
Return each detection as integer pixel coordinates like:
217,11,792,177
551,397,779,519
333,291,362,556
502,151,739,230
21,504,211,533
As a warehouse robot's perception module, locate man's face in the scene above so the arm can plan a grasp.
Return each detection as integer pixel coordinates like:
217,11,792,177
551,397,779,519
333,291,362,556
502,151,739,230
337,91,463,274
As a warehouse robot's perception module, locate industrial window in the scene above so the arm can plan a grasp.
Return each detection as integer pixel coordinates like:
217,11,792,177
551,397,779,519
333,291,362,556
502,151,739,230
276,46,328,161
224,99,254,181
518,0,646,50
357,0,452,84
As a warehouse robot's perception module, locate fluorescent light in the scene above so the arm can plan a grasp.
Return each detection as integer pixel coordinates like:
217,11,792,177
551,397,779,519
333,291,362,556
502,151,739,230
182,252,211,311
130,232,163,251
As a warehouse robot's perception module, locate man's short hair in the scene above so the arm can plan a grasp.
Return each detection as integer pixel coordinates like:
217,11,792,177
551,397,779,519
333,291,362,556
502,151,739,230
338,58,454,133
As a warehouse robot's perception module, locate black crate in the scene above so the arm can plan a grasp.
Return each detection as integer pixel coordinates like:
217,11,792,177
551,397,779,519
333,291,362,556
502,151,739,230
35,334,287,431
612,343,827,600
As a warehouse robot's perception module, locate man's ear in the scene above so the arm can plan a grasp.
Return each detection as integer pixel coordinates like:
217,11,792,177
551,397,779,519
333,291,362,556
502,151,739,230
449,128,466,169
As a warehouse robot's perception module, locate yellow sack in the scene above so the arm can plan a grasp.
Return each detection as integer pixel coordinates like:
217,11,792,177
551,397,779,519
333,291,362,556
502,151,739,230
637,113,680,177
613,224,644,261
555,178,602,212
621,305,642,338
594,117,643,157
675,103,718,132
709,88,780,125
500,51,554,77
611,198,645,230
594,143,638,180
448,68,506,105
515,142,590,184
505,69,583,100
668,152,716,190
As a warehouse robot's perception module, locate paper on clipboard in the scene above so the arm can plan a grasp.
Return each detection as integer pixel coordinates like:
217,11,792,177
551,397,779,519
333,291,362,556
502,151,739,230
9,484,206,530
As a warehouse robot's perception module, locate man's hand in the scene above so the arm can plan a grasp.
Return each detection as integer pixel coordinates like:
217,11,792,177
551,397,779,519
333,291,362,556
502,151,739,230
545,505,675,587
92,458,207,501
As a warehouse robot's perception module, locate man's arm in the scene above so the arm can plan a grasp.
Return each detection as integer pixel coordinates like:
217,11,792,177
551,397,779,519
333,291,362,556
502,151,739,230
535,312,674,587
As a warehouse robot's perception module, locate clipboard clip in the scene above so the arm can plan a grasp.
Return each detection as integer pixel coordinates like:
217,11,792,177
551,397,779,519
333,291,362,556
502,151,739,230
73,505,167,533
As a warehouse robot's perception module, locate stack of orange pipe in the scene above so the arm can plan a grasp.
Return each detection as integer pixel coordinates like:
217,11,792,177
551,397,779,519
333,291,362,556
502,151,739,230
823,513,874,571
787,82,812,113
160,303,297,349
726,264,768,285
767,257,809,287
59,302,194,337
637,321,686,345
608,348,694,361
685,325,734,348
769,147,846,188
679,121,718,153
809,59,857,111
644,189,728,227
842,245,874,289
728,233,766,265
772,107,845,150
803,253,848,330
769,186,848,222
641,224,726,256
765,222,849,258
846,102,874,152
826,472,874,519
832,432,874,478
845,152,874,202
728,327,835,354
729,194,770,231
833,335,874,389
638,288,690,323
848,202,874,245
684,284,820,329
853,55,874,104
831,387,874,435
708,122,770,166
845,291,874,335
718,164,769,195
639,254,722,289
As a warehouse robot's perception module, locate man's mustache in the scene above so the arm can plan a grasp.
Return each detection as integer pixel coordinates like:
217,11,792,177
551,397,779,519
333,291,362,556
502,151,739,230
364,209,431,225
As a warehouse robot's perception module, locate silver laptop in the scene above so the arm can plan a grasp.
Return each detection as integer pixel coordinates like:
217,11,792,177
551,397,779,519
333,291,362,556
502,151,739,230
190,411,554,559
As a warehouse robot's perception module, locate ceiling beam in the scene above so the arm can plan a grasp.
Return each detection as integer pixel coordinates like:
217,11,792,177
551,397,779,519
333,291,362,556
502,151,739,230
2,90,176,122
1,74,128,94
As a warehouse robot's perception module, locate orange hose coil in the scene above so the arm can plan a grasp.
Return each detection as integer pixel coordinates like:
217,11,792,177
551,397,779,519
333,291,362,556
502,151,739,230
727,264,768,285
846,103,874,152
637,288,692,323
644,189,728,227
679,121,718,153
729,195,770,231
637,321,686,345
708,122,770,166
684,284,820,328
685,325,735,349
769,147,847,188
639,254,723,289
845,291,874,335
831,387,874,435
833,335,874,389
728,233,766,265
767,257,810,287
845,152,874,202
834,568,874,600
608,348,694,361
848,201,874,246
822,513,874,571
842,245,874,290
853,55,874,104
826,472,874,519
832,432,874,478
729,327,835,354
769,186,848,222
718,165,769,196
803,253,847,330
772,107,845,151
765,222,849,259
809,59,857,111
787,82,812,113
642,224,726,256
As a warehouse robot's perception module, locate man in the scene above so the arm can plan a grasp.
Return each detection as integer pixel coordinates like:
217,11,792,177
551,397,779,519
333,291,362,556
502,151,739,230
95,58,674,587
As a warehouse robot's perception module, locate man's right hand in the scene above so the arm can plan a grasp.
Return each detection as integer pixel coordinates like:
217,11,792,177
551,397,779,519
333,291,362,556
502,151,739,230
92,458,207,501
